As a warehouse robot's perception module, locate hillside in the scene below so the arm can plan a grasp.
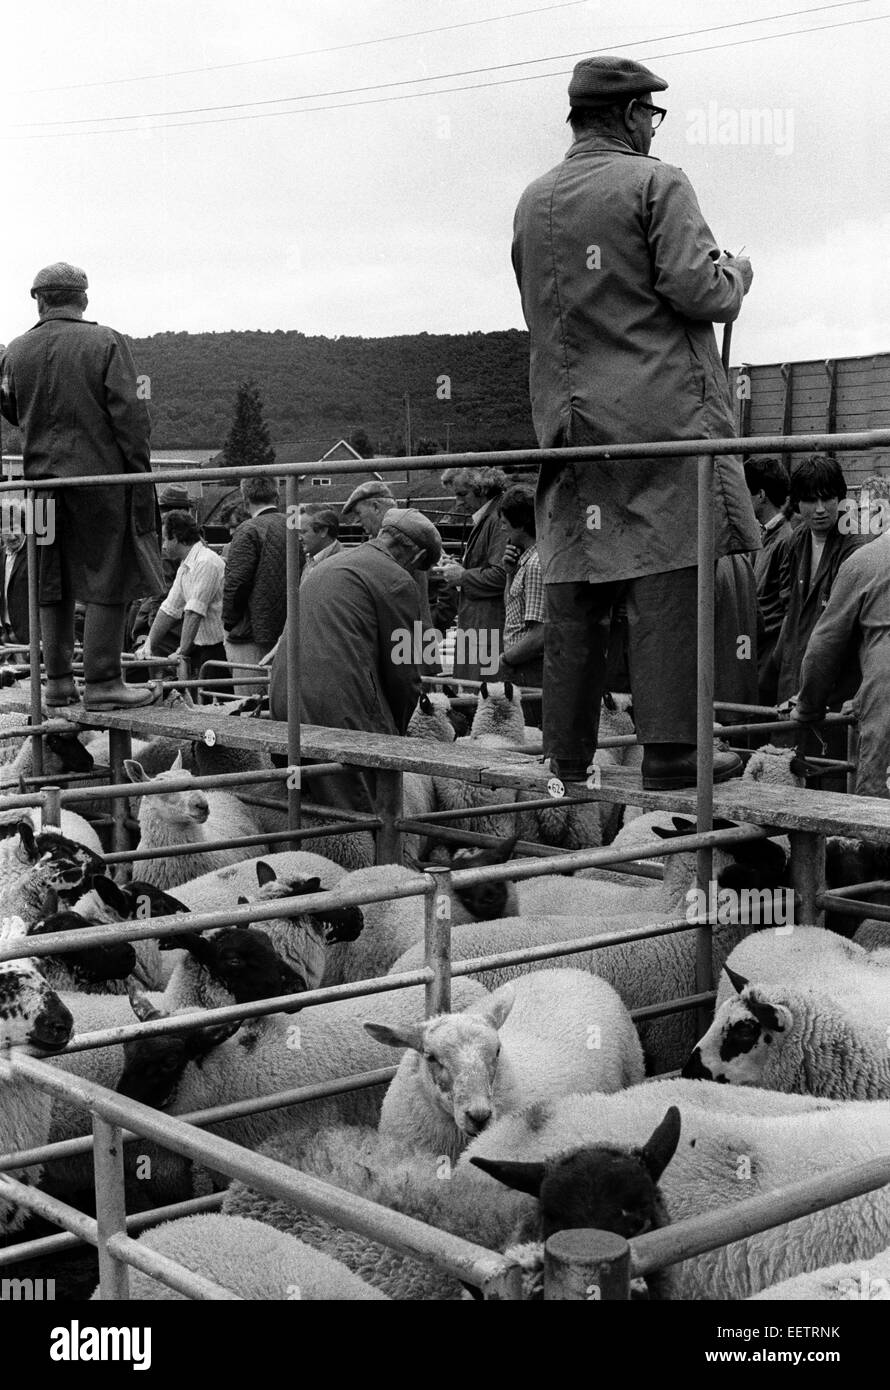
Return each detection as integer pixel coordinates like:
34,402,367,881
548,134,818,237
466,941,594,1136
124,328,537,455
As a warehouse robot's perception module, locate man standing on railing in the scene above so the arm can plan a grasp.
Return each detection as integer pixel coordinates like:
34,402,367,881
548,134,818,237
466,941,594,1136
512,59,759,789
0,263,165,710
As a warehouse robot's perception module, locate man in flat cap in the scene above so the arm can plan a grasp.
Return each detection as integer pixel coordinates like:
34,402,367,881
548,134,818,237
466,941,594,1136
0,263,165,709
513,58,758,789
270,507,442,812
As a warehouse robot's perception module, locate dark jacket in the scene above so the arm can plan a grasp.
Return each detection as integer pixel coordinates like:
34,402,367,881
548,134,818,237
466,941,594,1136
0,313,164,603
452,499,508,681
223,508,287,646
512,133,759,584
752,515,793,701
2,546,29,643
769,523,864,704
270,540,421,734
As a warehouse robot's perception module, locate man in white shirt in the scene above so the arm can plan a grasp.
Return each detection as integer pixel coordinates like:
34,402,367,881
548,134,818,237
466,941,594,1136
137,510,226,692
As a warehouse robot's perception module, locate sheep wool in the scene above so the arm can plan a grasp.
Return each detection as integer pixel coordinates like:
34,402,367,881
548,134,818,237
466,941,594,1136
750,1247,890,1301
91,1214,388,1300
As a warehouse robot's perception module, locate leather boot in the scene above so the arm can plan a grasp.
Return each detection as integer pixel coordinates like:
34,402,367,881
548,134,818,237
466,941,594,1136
40,600,78,706
641,743,743,791
82,603,161,711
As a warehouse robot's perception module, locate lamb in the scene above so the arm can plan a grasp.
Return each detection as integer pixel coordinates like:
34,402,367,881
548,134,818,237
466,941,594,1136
44,976,489,1210
90,1214,388,1300
321,845,520,987
750,1247,890,1301
0,916,74,1234
366,969,644,1162
682,929,890,1098
391,910,759,1073
223,1107,680,1301
124,751,270,890
0,822,106,924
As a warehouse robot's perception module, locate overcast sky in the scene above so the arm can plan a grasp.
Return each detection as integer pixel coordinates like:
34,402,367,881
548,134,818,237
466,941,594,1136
1,0,887,366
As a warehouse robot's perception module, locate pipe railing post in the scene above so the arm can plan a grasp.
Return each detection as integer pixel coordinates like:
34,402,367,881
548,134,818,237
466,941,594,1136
26,486,43,779
423,866,453,1017
41,784,62,831
544,1229,631,1300
846,718,859,795
108,726,133,880
375,769,404,865
285,473,301,845
695,453,716,1035
92,1113,130,1300
789,829,825,927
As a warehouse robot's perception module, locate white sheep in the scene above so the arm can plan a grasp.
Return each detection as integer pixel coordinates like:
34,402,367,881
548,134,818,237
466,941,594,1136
124,751,270,890
750,1247,890,1301
43,976,489,1210
90,1214,388,1300
0,916,74,1234
321,854,520,987
367,969,644,1162
222,1081,844,1301
682,929,890,1098
391,910,758,1074
854,919,890,951
0,823,106,924
462,1079,890,1300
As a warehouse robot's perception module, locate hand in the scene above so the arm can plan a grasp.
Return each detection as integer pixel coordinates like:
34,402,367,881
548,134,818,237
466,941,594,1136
134,642,152,660
776,694,798,720
502,543,522,571
441,563,465,588
722,254,753,294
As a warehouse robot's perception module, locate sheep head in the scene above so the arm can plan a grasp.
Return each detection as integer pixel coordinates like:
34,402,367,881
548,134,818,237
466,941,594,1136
365,986,515,1140
162,924,307,1004
125,755,210,827
470,1106,681,1244
118,983,242,1108
681,973,793,1087
0,921,73,1054
27,901,137,984
419,835,519,920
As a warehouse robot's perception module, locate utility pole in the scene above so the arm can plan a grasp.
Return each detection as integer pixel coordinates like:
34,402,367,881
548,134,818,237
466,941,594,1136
444,420,456,453
404,393,412,495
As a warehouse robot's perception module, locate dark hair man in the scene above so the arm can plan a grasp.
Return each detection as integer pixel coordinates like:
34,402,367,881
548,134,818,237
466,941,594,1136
138,510,226,683
0,262,165,709
768,454,863,707
299,507,341,582
512,57,758,788
223,475,286,693
744,456,793,701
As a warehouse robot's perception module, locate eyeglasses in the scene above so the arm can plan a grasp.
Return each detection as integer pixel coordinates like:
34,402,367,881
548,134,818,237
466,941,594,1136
630,100,667,130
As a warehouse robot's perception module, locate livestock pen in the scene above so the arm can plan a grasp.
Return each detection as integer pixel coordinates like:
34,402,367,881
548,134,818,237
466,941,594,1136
1,431,890,1300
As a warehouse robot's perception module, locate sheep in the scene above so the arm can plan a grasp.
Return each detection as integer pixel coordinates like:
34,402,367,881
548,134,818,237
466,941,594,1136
223,1107,681,1301
0,821,106,924
43,976,489,1210
0,915,74,1234
391,910,760,1074
750,1247,890,1301
462,1080,890,1300
682,929,890,1098
321,845,520,987
90,1214,388,1301
854,919,890,951
367,969,644,1163
124,751,270,890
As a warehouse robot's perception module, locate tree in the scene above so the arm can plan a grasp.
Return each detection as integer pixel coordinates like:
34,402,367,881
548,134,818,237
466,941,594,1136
415,436,441,456
222,379,276,470
349,428,375,459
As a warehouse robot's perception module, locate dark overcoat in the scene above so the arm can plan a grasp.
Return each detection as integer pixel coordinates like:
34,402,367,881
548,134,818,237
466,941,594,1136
0,312,164,605
223,508,287,647
512,133,760,584
769,524,864,704
452,498,508,681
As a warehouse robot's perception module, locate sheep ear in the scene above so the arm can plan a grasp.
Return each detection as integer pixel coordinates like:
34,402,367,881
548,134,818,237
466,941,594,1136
480,681,489,699
503,681,514,701
256,861,278,887
363,1021,425,1053
481,984,514,1031
602,691,616,711
469,1157,544,1198
127,980,168,1021
237,895,250,906
124,759,149,784
184,1018,242,1063
41,887,60,918
171,932,215,965
291,876,321,896
639,1106,681,1182
671,816,695,832
17,818,38,859
171,750,183,771
419,694,434,715
724,965,750,995
90,874,130,916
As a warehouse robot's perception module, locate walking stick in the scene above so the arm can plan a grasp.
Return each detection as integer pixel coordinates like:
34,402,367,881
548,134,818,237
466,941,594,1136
721,321,733,378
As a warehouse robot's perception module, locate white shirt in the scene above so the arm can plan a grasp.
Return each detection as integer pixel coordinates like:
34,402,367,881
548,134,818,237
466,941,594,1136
301,538,342,584
160,542,225,645
809,531,827,580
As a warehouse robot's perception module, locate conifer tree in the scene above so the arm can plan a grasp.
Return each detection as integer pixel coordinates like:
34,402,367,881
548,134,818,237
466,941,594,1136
223,379,276,469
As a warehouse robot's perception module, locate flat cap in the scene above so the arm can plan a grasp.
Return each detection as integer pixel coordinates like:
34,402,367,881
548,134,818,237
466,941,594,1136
341,479,394,517
379,507,442,569
568,56,667,108
30,262,89,299
158,483,191,509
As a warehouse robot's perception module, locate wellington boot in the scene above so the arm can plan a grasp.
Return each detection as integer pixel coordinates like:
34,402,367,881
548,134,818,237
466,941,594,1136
40,601,79,706
83,603,161,710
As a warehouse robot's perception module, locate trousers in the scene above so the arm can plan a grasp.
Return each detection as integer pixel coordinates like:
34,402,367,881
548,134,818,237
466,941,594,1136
543,567,698,761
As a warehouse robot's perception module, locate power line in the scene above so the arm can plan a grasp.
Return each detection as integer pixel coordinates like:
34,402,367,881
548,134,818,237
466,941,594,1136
7,0,875,131
4,7,887,140
7,1,591,96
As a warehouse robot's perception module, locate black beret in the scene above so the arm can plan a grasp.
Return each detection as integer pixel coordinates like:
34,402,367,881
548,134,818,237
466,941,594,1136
568,56,668,109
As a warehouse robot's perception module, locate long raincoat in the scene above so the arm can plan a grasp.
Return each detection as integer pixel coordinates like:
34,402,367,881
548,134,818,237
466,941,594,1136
512,133,760,584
